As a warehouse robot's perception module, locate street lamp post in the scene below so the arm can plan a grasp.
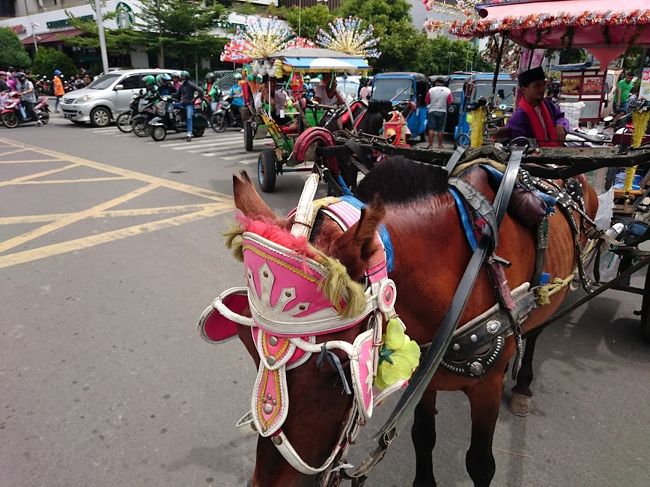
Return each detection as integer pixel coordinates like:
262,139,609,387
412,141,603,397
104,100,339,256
94,0,109,73
30,22,39,52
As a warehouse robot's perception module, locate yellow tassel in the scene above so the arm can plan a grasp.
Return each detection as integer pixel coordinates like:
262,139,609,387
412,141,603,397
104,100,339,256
318,255,366,318
469,106,486,148
534,274,575,306
624,166,636,194
223,224,245,262
631,110,650,148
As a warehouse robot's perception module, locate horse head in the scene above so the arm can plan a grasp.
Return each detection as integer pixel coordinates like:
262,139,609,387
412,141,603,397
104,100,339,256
199,171,415,486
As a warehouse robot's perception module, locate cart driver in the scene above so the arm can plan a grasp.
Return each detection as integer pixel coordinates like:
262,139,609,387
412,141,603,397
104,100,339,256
314,72,345,106
493,67,568,147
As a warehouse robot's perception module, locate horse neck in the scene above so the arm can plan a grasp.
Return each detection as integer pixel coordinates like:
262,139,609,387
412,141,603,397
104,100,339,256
382,191,478,344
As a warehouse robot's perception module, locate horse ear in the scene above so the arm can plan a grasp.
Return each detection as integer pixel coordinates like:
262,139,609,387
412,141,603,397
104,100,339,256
328,198,386,281
233,171,277,221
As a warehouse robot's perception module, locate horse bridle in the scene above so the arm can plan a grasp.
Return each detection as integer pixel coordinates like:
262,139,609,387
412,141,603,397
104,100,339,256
198,174,407,479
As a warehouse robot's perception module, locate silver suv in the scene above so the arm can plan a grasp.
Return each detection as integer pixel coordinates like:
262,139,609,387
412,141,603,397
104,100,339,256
60,68,177,127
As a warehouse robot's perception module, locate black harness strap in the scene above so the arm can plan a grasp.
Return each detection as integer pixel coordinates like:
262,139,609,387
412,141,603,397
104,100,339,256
341,147,526,482
445,146,467,175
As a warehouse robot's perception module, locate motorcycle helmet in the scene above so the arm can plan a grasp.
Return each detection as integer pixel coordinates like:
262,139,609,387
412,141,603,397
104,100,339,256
180,70,190,80
142,75,156,86
16,72,25,80
206,74,215,82
156,73,171,85
234,73,242,81
54,69,62,76
0,71,6,77
304,75,311,83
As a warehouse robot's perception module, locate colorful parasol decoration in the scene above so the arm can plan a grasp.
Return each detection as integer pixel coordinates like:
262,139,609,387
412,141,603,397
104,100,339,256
220,36,254,64
317,17,381,59
284,37,317,50
240,16,295,60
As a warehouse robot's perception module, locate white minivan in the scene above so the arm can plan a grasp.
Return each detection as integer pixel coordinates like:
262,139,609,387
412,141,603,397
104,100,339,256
60,68,177,127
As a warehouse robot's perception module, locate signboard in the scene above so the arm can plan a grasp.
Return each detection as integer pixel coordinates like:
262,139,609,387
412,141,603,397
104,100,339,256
582,76,603,96
640,68,650,100
561,76,581,96
46,15,93,29
115,2,134,30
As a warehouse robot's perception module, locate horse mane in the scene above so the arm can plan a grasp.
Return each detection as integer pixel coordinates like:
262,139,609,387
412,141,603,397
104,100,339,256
356,156,449,204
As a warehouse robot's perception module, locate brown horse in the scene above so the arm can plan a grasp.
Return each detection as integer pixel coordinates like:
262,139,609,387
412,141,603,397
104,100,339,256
228,157,597,487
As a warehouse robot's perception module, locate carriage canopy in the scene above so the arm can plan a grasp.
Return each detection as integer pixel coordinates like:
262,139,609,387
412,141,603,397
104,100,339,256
451,0,650,67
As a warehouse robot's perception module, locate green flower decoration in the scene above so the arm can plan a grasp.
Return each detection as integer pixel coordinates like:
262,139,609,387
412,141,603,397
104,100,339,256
375,318,420,390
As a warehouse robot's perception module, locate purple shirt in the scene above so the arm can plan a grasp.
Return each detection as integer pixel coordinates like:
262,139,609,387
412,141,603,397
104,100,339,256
506,98,569,140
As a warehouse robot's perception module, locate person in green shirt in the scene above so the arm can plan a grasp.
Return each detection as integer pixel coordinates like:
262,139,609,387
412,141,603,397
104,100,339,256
616,71,635,113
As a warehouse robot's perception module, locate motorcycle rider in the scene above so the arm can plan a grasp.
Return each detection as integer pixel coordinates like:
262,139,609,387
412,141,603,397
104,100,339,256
53,69,65,113
174,70,203,141
142,75,159,98
0,71,9,93
15,72,41,126
156,73,175,97
229,73,245,125
204,74,220,113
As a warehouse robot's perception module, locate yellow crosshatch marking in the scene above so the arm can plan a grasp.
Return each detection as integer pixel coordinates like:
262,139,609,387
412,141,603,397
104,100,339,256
0,137,234,269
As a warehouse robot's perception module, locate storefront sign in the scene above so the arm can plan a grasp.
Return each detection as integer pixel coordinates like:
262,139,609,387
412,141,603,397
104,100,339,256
561,76,581,96
582,76,603,96
640,68,650,100
115,2,134,30
46,15,93,29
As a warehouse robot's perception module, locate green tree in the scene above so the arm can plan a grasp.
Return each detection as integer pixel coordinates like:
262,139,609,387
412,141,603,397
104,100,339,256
0,27,31,68
272,5,335,40
32,47,77,78
135,0,224,68
335,0,421,72
67,0,225,70
415,36,492,75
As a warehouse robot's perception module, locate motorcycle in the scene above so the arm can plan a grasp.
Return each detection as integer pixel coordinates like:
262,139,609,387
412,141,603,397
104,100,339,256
116,90,146,133
148,95,209,142
211,94,242,133
130,94,160,137
36,76,52,96
1,92,50,128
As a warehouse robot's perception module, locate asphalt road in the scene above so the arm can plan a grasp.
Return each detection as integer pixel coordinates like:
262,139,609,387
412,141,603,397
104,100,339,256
1,116,649,487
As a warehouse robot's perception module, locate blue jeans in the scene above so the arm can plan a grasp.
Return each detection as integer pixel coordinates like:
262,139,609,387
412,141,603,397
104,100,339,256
174,102,194,134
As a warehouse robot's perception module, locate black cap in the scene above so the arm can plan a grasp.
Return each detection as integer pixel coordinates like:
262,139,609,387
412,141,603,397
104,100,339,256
518,66,546,87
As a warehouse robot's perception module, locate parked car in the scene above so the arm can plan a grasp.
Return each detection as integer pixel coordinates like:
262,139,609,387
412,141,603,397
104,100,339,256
60,68,177,127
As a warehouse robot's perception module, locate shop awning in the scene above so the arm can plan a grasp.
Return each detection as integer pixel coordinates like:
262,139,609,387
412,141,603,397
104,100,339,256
21,28,83,46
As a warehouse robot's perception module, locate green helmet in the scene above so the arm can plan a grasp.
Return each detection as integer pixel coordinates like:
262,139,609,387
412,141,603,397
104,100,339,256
142,75,156,86
234,72,242,81
180,70,190,79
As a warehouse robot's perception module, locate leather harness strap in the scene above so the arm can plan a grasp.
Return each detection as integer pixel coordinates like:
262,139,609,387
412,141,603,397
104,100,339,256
342,146,526,482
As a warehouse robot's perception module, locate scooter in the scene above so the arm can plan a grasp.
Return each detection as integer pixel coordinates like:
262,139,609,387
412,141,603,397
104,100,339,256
130,93,160,137
116,89,146,133
1,92,50,128
211,94,242,133
148,95,209,142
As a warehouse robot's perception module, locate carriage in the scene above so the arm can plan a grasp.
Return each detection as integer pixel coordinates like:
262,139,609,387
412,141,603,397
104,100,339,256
240,48,370,193
197,2,650,486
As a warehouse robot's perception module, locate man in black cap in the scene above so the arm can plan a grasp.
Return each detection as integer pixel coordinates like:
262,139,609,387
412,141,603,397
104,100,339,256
496,66,568,147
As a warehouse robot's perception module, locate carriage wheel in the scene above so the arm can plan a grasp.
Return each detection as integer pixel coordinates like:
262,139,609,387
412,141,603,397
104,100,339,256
257,149,276,193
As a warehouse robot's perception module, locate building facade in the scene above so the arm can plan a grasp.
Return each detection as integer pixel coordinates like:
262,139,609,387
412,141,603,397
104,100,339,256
280,0,341,9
